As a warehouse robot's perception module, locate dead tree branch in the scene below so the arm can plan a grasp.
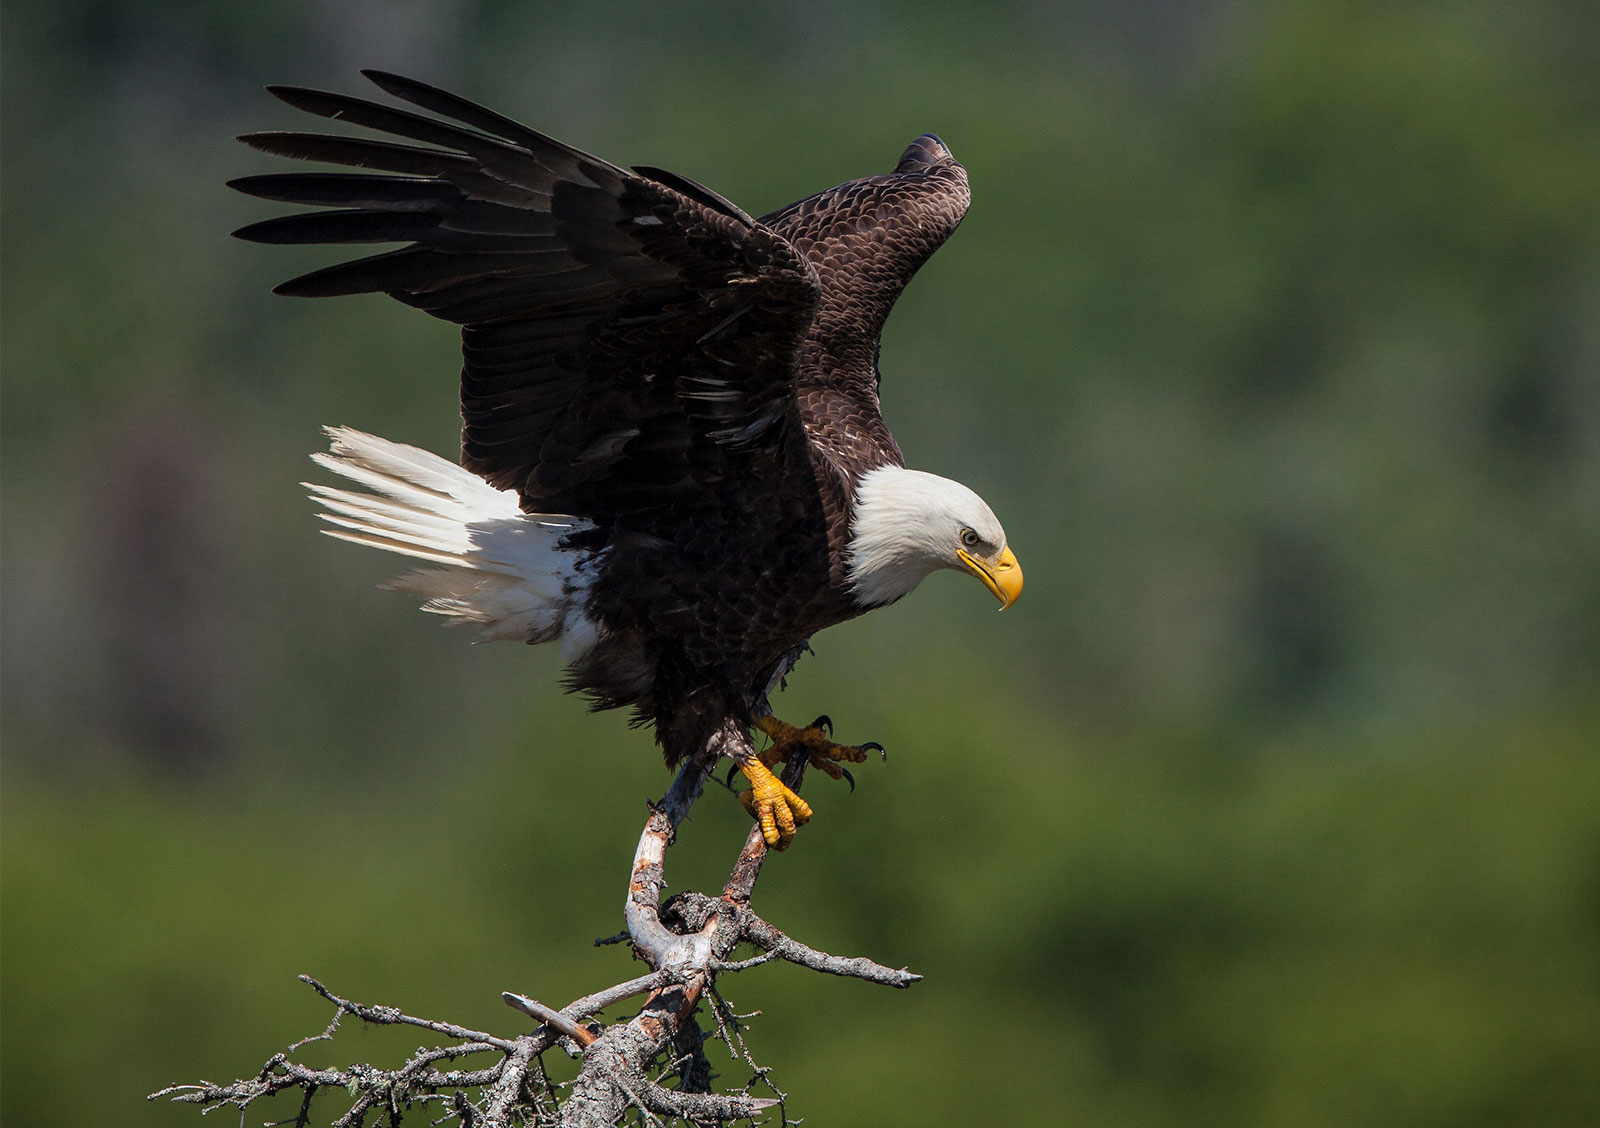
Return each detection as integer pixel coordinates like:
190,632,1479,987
153,717,919,1126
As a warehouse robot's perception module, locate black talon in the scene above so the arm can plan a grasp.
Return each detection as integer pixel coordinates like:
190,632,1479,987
810,714,833,735
862,741,886,761
724,763,743,791
841,767,856,793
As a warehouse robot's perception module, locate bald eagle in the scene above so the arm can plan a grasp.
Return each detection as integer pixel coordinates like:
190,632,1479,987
233,72,1021,849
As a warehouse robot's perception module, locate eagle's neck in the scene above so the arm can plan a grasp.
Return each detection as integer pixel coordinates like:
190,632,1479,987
845,465,978,608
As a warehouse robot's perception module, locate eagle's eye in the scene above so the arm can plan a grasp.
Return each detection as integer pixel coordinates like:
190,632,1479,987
960,527,981,549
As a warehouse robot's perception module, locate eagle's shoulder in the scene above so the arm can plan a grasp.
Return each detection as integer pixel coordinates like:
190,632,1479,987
765,136,969,471
761,134,969,355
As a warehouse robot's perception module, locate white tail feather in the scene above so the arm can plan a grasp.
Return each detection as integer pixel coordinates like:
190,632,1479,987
307,427,600,652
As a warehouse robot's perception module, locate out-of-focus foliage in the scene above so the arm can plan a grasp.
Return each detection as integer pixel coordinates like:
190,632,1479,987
3,2,1596,1126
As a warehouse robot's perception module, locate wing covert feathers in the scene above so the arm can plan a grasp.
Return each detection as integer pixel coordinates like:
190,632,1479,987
760,132,970,386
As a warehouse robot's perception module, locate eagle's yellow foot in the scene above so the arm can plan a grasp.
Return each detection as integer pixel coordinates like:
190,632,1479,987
738,755,813,851
755,713,885,787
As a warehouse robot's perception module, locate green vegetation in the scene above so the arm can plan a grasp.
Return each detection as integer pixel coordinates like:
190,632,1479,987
3,1,1597,1125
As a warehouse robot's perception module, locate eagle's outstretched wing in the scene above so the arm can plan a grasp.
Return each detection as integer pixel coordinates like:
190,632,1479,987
232,71,820,518
761,135,968,460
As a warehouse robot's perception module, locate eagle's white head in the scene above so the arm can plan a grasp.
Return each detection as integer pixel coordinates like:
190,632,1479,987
846,465,1023,610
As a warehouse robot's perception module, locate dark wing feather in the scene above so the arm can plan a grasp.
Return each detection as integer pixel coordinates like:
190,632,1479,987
761,134,970,474
233,72,820,515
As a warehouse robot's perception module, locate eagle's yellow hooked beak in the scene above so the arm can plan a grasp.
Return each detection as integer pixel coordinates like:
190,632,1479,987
957,545,1023,609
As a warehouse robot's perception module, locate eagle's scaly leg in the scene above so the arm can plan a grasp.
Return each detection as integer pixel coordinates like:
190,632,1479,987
737,755,813,852
755,714,884,782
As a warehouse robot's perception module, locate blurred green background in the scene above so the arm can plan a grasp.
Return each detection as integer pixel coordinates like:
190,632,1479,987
4,1,1598,1125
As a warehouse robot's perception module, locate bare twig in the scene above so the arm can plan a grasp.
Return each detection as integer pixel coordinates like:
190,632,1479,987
558,972,664,1019
503,994,599,1047
742,912,923,987
300,975,518,1051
